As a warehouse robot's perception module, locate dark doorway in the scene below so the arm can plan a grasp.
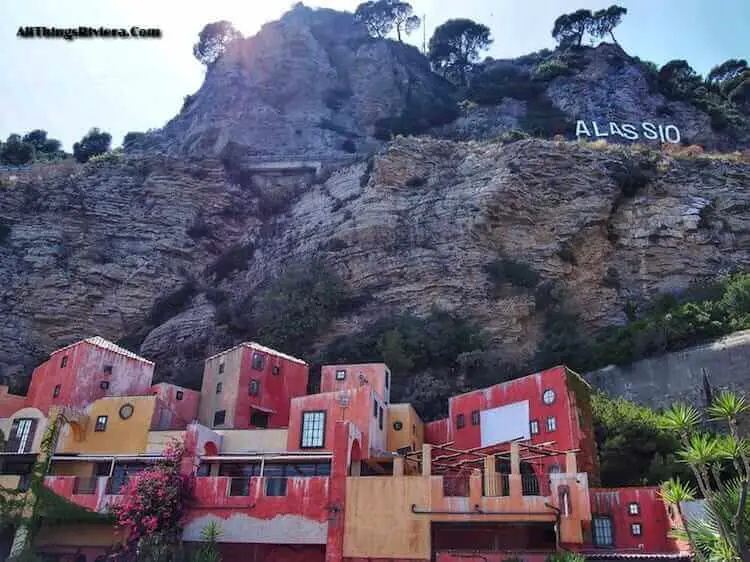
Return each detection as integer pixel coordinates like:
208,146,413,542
431,522,556,552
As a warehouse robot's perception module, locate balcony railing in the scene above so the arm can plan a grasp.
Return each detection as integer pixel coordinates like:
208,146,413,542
521,474,550,496
442,475,470,497
483,473,510,497
73,477,98,495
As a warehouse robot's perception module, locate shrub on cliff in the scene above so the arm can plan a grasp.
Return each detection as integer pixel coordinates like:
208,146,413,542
193,21,242,67
73,128,112,163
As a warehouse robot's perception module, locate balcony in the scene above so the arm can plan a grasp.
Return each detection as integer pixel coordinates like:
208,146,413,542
43,476,114,511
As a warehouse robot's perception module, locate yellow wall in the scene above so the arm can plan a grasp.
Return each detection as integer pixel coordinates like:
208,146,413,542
199,346,243,428
57,396,157,455
146,430,185,454
49,461,97,477
344,476,431,559
0,407,48,454
386,403,424,453
0,475,21,489
36,524,124,547
216,428,288,453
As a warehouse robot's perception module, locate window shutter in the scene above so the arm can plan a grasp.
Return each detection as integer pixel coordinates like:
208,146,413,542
7,419,20,452
24,419,38,453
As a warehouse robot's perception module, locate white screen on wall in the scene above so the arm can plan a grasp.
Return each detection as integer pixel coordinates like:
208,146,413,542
479,400,530,447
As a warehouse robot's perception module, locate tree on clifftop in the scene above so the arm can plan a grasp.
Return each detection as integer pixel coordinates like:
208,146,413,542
428,19,492,86
589,5,627,45
73,128,112,163
551,5,627,47
354,0,420,41
193,21,243,67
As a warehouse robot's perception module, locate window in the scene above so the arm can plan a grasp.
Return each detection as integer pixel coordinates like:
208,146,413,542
251,411,269,428
252,352,265,371
9,419,37,453
471,410,480,426
216,382,223,394
301,411,325,448
100,381,110,390
378,406,384,430
119,404,134,420
272,365,280,376
218,362,225,374
265,476,288,496
543,389,556,405
549,464,561,474
530,419,540,435
385,371,390,389
249,379,260,396
593,516,613,547
393,421,403,431
373,398,378,418
631,523,642,536
95,416,108,432
52,384,61,398
103,364,113,375
559,485,572,516
335,369,346,380
456,414,465,429
60,355,68,368
176,390,183,401
213,410,226,427
628,502,640,515
546,416,557,432
412,424,416,435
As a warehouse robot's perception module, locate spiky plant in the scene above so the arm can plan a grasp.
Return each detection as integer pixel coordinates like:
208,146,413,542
660,403,702,441
661,478,702,561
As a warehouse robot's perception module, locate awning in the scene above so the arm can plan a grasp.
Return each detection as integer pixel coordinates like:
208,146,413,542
250,404,276,414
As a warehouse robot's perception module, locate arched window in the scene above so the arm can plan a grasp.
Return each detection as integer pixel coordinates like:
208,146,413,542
559,485,572,516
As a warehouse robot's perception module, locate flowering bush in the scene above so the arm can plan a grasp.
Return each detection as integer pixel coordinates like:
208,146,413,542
110,439,192,558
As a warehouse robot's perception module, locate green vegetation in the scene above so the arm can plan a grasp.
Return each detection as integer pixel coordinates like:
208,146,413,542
533,59,573,81
206,243,255,282
551,5,627,48
354,0,420,42
373,96,459,140
193,21,243,67
73,128,112,163
0,130,67,165
428,19,492,86
592,394,689,486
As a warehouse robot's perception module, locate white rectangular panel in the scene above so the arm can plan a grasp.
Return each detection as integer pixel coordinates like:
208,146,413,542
480,400,530,447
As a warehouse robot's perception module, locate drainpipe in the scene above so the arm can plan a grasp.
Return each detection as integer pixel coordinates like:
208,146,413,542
411,504,557,517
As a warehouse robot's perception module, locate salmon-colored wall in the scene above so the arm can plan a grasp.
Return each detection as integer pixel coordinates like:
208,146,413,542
424,418,449,445
151,383,200,428
200,344,309,430
26,341,154,415
0,386,26,418
387,404,424,453
214,543,325,562
589,487,678,553
321,364,391,404
287,387,386,457
445,367,591,475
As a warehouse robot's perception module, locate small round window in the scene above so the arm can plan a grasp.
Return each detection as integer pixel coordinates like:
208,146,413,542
119,404,134,420
543,389,556,405
393,421,403,431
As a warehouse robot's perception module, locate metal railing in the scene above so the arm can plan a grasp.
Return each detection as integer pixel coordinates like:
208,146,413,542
483,473,510,497
74,477,98,495
442,475,471,497
521,473,551,496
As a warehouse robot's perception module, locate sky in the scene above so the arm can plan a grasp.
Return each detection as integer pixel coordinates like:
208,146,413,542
1,0,748,151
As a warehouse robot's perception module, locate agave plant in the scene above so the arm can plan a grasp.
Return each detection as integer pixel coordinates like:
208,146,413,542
708,391,749,426
660,403,702,441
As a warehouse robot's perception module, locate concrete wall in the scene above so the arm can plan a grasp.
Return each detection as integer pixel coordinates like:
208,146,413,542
387,404,424,453
0,386,26,418
584,330,750,411
215,428,288,453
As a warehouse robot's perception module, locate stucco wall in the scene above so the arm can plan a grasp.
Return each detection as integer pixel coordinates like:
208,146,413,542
584,330,750,411
215,428,288,453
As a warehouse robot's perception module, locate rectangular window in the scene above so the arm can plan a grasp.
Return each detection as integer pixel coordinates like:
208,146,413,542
252,352,265,371
218,362,224,374
103,364,113,375
213,410,226,427
631,523,642,536
593,516,613,547
628,502,640,515
385,371,390,389
265,477,287,496
471,410,480,426
52,384,61,398
229,478,250,496
335,369,346,380
249,379,260,396
373,398,378,418
11,419,36,453
176,390,184,401
250,411,269,428
546,416,557,432
100,381,110,390
378,406,384,430
216,382,223,394
300,411,325,448
95,416,108,432
272,365,280,376
456,414,465,429
530,420,540,435
60,355,68,368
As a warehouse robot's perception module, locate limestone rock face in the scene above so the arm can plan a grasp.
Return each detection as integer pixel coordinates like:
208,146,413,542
2,139,749,388
153,5,455,163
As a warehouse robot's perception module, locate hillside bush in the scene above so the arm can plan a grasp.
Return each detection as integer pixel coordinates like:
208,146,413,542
534,59,573,81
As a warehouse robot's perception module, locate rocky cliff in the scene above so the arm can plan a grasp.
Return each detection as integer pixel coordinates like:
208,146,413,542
2,5,750,407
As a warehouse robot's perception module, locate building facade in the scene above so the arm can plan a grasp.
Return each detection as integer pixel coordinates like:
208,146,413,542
0,337,691,561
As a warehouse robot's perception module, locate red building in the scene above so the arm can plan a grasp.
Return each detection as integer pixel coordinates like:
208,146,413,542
24,336,156,415
198,342,309,430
